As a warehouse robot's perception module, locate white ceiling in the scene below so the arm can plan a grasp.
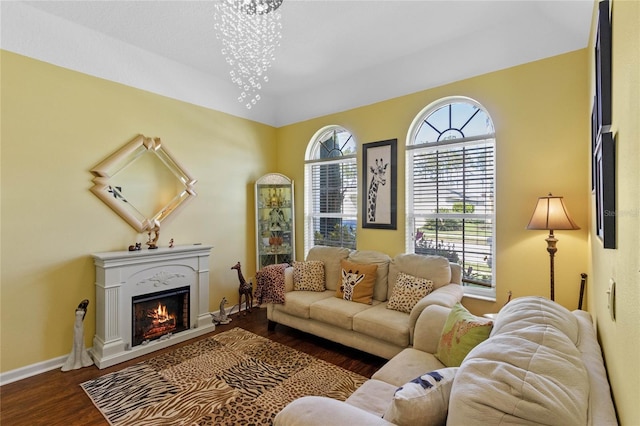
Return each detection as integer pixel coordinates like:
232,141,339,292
2,1,594,126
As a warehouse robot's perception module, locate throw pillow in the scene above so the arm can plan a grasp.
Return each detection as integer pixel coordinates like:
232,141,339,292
335,260,377,304
387,272,434,313
435,303,493,367
383,367,458,426
293,260,325,291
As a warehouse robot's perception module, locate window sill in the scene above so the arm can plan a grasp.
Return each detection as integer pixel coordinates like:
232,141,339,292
462,288,496,303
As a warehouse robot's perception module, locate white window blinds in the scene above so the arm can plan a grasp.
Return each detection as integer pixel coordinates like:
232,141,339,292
409,139,494,286
304,126,357,255
406,98,496,294
305,159,357,250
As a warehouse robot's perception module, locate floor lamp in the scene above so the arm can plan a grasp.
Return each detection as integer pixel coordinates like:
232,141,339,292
526,193,580,301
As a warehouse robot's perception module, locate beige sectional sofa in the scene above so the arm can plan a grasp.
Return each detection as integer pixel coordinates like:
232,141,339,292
266,246,464,360
274,296,618,426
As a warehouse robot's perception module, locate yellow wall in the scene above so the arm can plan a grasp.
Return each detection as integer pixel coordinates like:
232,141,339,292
2,9,638,421
587,1,640,424
277,50,591,313
2,49,590,373
0,51,276,372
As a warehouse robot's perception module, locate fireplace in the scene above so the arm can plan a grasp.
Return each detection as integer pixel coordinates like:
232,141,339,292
132,286,190,347
92,245,214,368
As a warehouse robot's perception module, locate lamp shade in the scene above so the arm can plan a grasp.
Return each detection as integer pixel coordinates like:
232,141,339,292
526,194,580,231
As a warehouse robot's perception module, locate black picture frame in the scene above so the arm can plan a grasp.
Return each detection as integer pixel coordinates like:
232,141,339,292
592,0,615,249
595,132,616,249
595,0,612,131
362,139,397,230
591,98,597,191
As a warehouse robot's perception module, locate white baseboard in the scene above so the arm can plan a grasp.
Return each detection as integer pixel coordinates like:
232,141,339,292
0,306,235,386
0,354,68,386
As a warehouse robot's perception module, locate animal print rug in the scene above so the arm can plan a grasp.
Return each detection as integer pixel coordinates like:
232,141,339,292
81,328,367,425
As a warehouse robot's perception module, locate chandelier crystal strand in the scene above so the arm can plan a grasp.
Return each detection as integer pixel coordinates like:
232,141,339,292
214,0,283,109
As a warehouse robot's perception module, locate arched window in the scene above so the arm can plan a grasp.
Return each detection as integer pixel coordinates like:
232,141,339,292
304,126,357,256
406,97,496,298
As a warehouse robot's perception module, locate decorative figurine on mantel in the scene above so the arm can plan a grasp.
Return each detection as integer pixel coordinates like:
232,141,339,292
146,224,160,249
128,242,142,251
61,299,94,371
210,297,231,325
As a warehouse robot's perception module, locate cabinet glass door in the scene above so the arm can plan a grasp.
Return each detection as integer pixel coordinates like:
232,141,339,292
255,173,295,269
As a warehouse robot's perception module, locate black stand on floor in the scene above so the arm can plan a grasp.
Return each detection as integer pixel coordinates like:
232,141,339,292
578,273,587,310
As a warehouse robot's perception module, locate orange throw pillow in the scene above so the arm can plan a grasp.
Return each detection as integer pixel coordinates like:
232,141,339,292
335,260,378,304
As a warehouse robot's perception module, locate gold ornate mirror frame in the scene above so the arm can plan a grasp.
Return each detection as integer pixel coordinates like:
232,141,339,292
90,134,197,232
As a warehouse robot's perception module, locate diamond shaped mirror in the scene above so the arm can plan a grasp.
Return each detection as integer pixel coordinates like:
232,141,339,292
90,134,197,232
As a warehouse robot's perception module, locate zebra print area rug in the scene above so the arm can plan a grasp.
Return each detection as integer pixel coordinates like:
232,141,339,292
81,327,367,425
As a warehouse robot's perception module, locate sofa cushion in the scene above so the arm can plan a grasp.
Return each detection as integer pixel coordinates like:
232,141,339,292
353,303,411,348
347,250,391,302
293,260,325,291
383,367,458,426
388,254,451,299
435,303,493,367
275,396,394,426
372,348,446,387
492,296,579,345
335,260,377,304
310,297,379,330
345,379,398,418
274,290,334,319
387,272,433,313
447,321,589,426
306,246,351,291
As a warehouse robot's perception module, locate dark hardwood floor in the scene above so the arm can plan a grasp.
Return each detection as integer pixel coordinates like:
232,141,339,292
0,307,386,426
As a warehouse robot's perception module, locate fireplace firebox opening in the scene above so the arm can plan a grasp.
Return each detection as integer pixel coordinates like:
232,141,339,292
132,286,190,347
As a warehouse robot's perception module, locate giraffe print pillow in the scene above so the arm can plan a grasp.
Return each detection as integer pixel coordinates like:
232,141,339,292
387,272,434,313
434,303,493,367
335,260,378,304
293,260,325,291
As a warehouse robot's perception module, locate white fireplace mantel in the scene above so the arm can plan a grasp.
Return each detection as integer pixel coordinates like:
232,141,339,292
91,244,214,368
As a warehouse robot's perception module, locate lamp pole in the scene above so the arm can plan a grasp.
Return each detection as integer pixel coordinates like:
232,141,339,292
545,230,558,301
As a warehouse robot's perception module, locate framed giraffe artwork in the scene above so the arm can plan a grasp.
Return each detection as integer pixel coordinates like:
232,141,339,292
362,138,397,230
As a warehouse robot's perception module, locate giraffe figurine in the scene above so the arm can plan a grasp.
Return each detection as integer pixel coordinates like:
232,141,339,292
231,262,253,315
367,158,388,223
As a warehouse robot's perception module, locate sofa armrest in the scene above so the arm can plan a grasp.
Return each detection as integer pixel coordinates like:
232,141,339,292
412,304,451,353
284,266,294,292
450,262,463,284
408,283,463,341
573,311,618,426
274,396,394,426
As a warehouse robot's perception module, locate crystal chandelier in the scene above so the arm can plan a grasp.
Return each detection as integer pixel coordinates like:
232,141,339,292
214,0,284,109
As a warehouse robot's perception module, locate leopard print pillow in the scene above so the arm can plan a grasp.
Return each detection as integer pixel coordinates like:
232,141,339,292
293,260,325,291
387,272,434,313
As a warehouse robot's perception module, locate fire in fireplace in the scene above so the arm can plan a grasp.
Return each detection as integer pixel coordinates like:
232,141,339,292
132,286,190,347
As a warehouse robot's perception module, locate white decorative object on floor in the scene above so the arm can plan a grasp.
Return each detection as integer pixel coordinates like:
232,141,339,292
211,297,232,325
61,300,94,371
